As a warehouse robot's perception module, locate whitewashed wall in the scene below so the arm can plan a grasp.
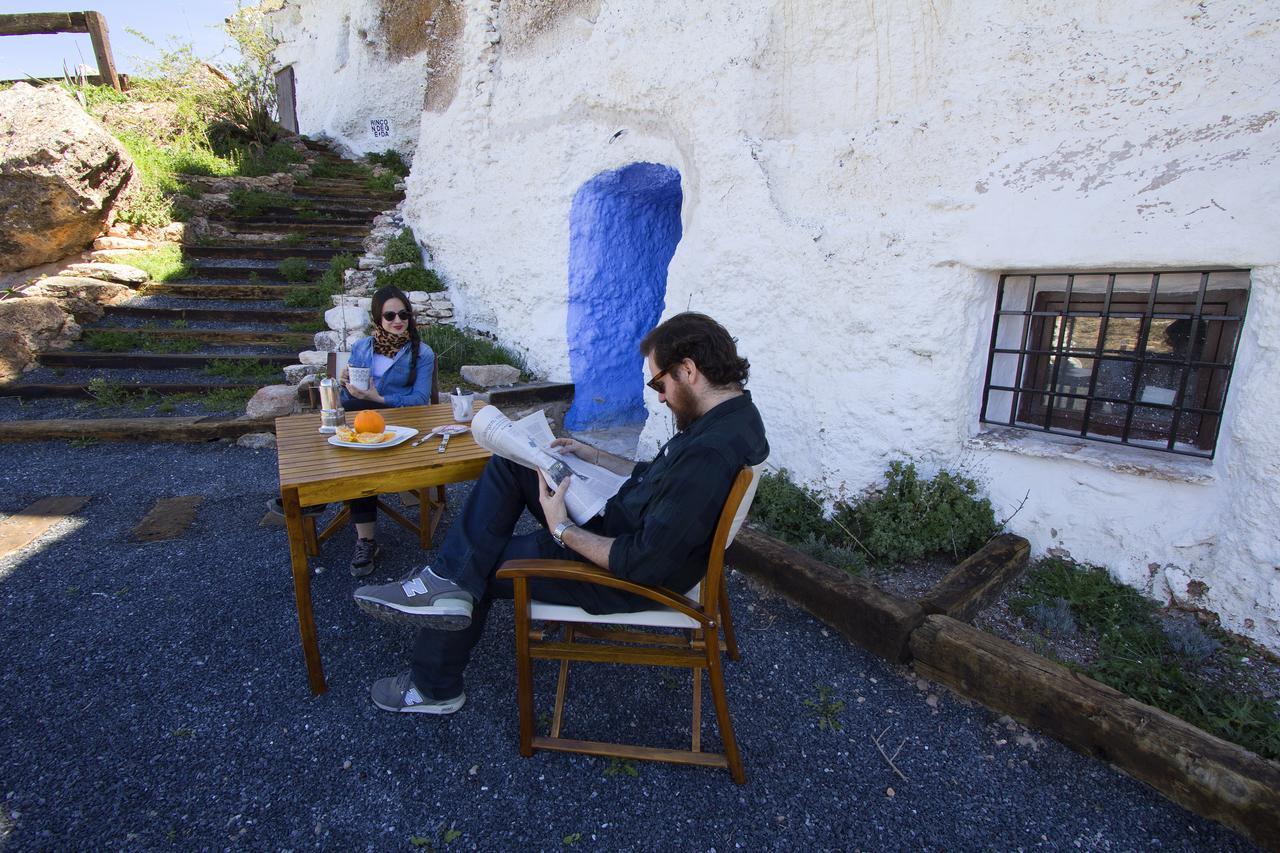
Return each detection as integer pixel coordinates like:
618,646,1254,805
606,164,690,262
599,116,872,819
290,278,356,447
269,0,427,155
270,0,1280,652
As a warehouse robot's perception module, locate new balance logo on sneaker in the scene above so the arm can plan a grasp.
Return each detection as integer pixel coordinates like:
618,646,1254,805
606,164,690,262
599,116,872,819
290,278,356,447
353,565,474,630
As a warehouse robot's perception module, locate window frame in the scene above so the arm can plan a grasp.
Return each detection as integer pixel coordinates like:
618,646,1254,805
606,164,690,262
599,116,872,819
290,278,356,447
980,270,1250,459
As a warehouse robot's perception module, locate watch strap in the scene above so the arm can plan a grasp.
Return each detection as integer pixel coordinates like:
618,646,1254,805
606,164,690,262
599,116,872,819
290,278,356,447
552,520,577,547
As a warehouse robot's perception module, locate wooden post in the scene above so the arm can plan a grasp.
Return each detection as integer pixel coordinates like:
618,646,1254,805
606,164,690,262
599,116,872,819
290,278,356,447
82,11,120,90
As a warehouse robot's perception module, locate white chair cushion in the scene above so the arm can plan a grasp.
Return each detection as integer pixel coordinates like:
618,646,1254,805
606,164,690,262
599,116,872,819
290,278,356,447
531,584,701,629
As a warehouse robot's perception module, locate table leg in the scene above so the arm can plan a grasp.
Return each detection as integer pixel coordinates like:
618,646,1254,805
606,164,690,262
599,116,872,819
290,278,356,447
282,487,327,694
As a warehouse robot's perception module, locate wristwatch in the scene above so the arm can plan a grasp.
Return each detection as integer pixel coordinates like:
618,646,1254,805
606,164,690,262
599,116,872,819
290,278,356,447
551,520,577,547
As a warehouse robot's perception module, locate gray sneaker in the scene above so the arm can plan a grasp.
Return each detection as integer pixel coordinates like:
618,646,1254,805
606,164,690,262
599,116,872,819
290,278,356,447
371,671,465,715
349,538,380,578
352,566,474,629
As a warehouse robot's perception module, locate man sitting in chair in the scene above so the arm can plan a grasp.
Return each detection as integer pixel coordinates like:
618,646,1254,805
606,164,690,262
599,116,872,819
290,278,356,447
353,312,769,715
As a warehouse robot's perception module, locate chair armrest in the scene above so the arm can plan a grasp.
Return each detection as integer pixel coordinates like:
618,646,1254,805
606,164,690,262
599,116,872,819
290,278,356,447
497,559,709,625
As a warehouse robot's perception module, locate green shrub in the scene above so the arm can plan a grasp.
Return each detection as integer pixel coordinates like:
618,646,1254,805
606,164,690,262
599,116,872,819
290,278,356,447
366,149,410,177
834,461,997,565
83,331,136,353
277,256,311,282
229,188,290,218
366,172,397,193
376,265,443,293
419,325,527,377
85,378,130,408
383,230,421,265
1012,558,1280,760
309,159,371,180
202,359,280,382
283,252,356,308
280,231,307,247
124,244,191,282
749,469,832,545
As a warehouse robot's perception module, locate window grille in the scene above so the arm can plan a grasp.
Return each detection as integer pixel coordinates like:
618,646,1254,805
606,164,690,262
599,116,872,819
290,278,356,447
980,270,1250,458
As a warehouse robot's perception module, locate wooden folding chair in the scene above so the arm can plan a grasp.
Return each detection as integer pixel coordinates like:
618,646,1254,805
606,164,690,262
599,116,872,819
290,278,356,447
303,353,448,555
496,462,765,783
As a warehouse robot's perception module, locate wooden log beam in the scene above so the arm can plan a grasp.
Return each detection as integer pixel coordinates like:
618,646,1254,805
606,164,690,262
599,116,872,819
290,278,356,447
727,526,924,663
0,12,89,36
0,416,276,443
910,615,1280,850
83,11,119,90
917,533,1030,622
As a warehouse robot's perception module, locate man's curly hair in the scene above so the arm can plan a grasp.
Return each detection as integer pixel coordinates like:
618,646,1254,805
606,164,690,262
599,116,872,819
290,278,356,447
639,312,750,388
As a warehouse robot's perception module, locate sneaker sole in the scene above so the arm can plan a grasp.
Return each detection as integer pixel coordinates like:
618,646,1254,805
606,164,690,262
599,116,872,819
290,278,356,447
353,595,472,630
373,692,466,715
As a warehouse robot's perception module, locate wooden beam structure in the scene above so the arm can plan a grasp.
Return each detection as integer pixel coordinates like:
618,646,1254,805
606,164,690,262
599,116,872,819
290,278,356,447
0,10,121,90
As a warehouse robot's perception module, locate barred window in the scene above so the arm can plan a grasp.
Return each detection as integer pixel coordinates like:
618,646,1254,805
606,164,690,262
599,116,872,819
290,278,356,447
981,270,1250,458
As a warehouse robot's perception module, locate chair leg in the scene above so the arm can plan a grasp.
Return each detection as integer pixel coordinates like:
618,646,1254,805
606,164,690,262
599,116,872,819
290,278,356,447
691,667,703,753
706,644,745,783
512,580,535,758
302,516,319,556
719,583,741,662
551,626,574,738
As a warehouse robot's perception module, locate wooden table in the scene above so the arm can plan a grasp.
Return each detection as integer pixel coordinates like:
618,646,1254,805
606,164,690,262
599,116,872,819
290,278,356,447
276,403,491,694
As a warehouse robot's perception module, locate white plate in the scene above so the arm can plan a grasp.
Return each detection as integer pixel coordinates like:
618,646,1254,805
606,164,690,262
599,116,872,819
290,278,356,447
327,424,418,450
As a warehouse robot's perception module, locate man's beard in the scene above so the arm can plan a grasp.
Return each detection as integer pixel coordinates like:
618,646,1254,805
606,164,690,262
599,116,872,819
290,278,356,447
668,381,698,431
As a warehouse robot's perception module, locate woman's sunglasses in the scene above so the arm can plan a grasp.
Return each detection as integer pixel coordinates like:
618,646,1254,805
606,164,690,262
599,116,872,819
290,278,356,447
382,310,412,322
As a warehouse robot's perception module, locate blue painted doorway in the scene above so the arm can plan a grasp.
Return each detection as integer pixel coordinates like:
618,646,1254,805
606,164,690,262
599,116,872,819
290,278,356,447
564,162,683,430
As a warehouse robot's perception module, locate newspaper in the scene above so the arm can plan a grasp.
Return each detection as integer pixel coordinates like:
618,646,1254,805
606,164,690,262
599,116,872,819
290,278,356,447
471,405,628,525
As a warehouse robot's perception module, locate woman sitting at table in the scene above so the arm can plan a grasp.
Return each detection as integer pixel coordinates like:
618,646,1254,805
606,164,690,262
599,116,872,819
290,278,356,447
340,284,436,577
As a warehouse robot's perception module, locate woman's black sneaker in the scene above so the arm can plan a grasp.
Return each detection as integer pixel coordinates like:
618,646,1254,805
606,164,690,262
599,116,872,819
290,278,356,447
349,538,380,577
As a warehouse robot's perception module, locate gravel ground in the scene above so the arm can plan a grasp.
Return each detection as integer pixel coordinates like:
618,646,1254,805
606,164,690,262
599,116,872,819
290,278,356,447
0,442,1256,851
121,296,300,312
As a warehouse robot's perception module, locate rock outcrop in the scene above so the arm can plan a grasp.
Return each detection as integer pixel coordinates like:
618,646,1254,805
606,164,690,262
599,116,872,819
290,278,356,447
19,276,136,323
0,296,80,381
0,84,134,272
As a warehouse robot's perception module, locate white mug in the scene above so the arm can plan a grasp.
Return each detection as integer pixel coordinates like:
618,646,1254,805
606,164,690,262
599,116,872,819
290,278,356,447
348,366,371,391
449,392,475,422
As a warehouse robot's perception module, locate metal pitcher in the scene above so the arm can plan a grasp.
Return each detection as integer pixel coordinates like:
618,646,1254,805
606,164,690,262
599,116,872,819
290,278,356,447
318,376,345,434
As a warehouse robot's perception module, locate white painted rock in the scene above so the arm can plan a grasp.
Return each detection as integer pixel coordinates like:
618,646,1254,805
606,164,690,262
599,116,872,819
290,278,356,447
314,330,342,351
324,305,367,332
59,263,149,284
407,290,430,304
345,330,368,348
236,432,278,450
383,262,416,273
461,364,521,387
283,364,320,385
331,295,373,312
298,350,328,367
357,255,385,270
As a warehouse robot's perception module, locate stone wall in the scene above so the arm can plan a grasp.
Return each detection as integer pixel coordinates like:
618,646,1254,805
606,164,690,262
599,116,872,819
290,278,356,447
270,0,1280,652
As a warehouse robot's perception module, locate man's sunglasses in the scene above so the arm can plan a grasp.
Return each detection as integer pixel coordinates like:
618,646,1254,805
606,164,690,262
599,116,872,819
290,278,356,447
382,310,412,322
646,365,673,393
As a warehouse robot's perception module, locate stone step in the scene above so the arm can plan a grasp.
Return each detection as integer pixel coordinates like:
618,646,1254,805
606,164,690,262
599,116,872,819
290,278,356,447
140,281,295,299
0,415,276,443
186,244,355,261
0,381,263,400
215,221,373,237
37,351,295,370
82,326,313,347
105,305,320,324
217,212,378,227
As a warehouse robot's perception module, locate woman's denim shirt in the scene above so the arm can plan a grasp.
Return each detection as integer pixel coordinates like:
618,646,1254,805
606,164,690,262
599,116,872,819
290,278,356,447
342,336,435,408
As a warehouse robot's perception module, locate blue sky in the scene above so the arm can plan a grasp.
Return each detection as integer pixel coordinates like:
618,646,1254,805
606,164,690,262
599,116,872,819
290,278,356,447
1,1,242,80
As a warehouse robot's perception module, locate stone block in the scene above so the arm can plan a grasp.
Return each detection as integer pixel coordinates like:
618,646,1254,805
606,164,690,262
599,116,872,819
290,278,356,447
461,364,522,387
92,236,151,251
345,330,368,348
59,263,149,284
283,364,320,385
383,262,416,273
245,385,299,419
357,255,385,270
236,432,278,450
324,305,368,333
407,290,429,304
314,330,342,352
331,295,373,312
298,350,327,367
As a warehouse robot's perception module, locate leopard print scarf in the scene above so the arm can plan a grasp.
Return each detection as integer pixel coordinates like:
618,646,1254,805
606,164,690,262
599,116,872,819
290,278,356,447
371,326,410,358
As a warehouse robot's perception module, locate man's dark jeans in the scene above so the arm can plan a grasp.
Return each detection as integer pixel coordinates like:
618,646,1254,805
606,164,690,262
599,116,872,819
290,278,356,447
410,455,600,699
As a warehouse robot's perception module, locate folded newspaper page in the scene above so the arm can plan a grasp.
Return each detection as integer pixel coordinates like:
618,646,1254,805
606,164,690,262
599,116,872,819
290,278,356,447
471,405,628,525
